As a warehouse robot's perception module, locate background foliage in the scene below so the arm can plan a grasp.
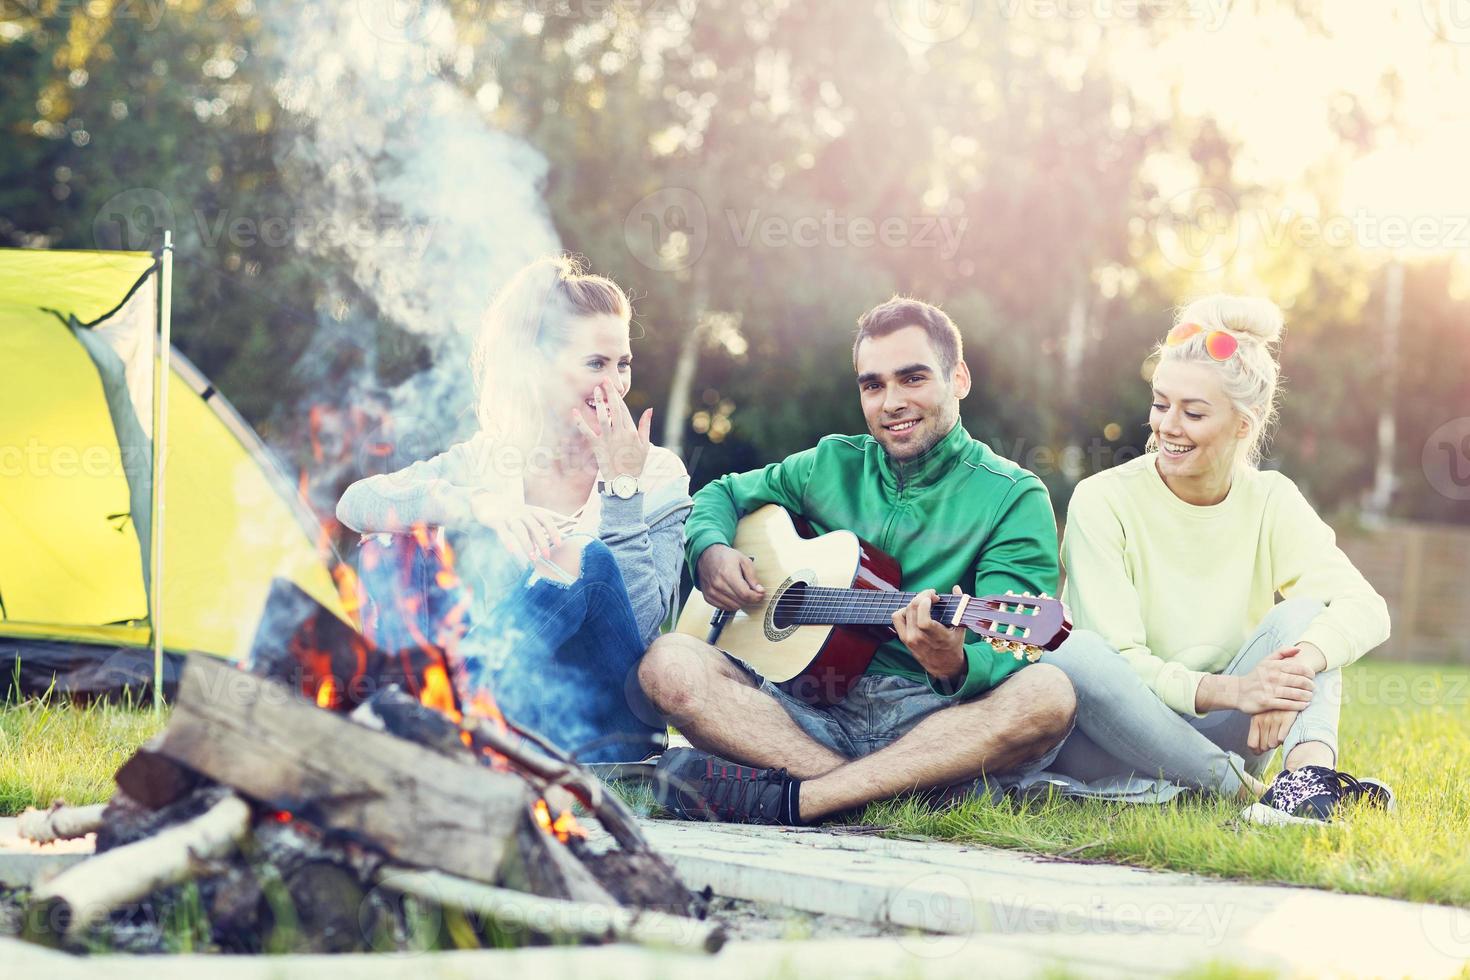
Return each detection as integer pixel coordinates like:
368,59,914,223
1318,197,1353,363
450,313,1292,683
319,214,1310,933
3,0,1467,524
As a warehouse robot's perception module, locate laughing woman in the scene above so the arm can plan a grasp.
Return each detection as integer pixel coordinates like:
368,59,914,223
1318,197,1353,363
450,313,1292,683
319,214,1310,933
336,255,691,763
1045,295,1394,824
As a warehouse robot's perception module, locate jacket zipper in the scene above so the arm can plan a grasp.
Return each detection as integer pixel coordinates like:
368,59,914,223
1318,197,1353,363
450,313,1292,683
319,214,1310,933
879,470,906,553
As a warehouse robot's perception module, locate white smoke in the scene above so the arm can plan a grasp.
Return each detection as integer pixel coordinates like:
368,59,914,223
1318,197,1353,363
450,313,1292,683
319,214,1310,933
265,0,560,459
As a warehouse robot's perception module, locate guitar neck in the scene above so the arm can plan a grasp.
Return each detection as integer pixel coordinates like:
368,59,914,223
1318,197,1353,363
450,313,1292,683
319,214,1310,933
786,586,965,628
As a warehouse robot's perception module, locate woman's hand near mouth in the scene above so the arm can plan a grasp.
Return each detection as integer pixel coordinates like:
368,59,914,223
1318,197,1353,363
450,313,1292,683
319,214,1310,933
574,380,652,480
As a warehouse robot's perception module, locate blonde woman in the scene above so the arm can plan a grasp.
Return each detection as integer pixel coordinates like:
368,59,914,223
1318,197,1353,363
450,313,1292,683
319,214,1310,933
337,255,691,763
1045,296,1394,824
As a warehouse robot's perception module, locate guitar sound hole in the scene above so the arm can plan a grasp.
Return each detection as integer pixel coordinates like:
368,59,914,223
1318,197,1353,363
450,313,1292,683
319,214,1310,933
770,581,808,630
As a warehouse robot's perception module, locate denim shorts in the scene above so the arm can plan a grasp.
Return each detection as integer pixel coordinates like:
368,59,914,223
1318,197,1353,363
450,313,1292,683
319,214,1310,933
730,660,1066,792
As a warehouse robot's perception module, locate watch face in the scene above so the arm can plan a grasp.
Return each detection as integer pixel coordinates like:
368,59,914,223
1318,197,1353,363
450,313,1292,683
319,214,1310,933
611,474,639,498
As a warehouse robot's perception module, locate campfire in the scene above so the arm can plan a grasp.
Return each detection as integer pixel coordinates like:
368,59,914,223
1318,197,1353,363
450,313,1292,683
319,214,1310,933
12,527,722,955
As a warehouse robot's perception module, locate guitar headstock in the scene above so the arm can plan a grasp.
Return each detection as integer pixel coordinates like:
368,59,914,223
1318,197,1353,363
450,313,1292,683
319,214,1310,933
959,592,1072,662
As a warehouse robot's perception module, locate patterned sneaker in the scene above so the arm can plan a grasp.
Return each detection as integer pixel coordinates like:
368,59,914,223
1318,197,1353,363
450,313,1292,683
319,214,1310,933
1243,765,1397,826
652,747,800,825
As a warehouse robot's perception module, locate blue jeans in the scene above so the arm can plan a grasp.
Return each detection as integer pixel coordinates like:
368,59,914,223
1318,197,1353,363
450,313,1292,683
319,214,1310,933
358,533,663,764
1042,598,1341,797
730,662,1068,799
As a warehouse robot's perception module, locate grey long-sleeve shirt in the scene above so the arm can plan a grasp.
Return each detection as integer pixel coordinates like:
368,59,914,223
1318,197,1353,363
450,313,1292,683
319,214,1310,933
335,435,692,646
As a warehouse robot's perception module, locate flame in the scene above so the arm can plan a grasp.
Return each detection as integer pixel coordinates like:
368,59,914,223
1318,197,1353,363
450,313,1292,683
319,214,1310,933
333,561,365,624
290,406,553,802
466,689,508,733
420,661,460,722
532,799,586,844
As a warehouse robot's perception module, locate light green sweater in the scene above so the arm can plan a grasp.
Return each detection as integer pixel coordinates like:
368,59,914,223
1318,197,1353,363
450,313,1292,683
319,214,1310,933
1060,453,1391,716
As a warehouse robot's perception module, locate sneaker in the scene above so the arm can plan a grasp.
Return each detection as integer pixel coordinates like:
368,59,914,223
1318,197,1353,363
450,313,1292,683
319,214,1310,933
652,747,799,825
1242,765,1397,826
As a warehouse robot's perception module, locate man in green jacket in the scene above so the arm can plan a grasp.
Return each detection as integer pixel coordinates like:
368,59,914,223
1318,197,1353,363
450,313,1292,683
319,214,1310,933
639,297,1076,825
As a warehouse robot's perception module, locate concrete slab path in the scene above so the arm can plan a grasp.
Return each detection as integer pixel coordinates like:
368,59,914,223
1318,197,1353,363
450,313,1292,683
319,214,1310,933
637,820,1470,979
3,814,1467,977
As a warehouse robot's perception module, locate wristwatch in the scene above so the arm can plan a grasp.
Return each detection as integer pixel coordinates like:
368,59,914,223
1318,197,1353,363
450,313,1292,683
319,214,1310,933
600,474,640,500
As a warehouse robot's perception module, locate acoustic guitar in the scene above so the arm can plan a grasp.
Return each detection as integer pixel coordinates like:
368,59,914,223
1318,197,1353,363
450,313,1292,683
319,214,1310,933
674,505,1072,705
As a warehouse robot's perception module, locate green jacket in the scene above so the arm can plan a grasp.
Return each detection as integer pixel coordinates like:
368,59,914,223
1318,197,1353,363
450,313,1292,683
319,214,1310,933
685,422,1060,700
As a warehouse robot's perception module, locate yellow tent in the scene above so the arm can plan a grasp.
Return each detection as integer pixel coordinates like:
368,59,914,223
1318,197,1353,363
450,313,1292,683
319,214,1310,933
0,246,348,696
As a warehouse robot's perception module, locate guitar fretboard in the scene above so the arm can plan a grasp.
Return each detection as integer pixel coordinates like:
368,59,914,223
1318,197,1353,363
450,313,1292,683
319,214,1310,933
780,586,967,627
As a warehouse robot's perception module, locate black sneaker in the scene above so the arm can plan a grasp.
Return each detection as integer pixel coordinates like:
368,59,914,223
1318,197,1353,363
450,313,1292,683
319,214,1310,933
652,747,799,825
1243,765,1397,825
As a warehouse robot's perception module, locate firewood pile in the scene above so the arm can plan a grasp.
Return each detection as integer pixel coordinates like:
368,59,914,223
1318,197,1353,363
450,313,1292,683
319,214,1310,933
12,654,723,955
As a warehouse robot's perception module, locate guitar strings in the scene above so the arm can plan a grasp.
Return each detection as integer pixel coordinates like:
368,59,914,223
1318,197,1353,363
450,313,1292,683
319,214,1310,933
775,590,1043,635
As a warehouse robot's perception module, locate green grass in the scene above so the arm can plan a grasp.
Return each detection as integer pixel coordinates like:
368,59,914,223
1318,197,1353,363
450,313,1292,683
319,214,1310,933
854,660,1470,908
5,661,1467,912
0,693,168,815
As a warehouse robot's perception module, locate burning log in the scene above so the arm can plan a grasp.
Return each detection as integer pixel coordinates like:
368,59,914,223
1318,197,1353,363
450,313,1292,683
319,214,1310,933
375,866,727,953
17,803,107,843
28,793,251,942
150,655,534,886
16,652,709,954
468,719,649,856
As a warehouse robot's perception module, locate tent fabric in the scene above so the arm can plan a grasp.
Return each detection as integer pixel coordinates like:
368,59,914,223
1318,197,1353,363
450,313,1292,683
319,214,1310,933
0,246,348,691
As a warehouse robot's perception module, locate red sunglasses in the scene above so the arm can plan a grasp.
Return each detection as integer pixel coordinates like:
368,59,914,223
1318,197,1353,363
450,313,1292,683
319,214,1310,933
1166,322,1238,361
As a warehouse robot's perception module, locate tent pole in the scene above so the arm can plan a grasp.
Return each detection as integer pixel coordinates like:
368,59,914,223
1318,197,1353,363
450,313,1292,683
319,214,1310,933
150,231,174,712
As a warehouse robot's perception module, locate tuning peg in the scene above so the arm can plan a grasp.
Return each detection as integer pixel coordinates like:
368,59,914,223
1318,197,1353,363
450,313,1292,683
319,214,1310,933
1040,592,1052,599
1022,591,1033,597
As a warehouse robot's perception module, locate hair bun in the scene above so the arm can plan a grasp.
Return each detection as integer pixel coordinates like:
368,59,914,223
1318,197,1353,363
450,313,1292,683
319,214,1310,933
1177,295,1283,345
